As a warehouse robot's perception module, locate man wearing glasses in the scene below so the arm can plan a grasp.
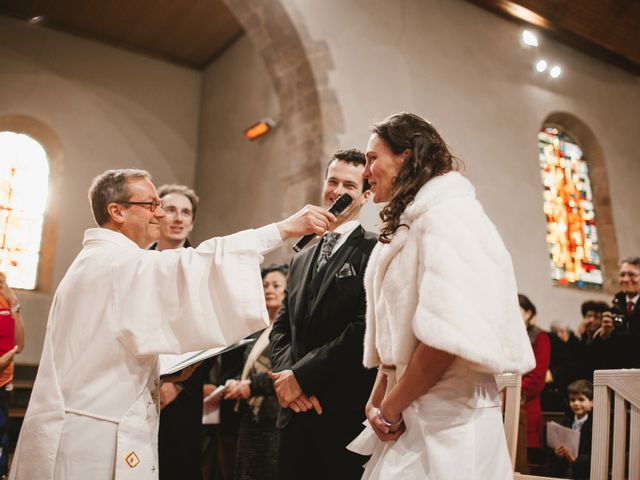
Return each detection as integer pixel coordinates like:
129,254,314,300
599,257,640,369
10,169,334,480
149,183,215,480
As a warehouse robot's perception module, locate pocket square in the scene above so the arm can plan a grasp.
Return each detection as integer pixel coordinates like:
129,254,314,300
336,262,356,278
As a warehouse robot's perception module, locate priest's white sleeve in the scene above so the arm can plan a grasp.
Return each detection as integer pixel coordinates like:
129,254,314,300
112,226,282,356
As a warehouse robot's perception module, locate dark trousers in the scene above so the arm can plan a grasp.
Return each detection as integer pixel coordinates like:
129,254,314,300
158,398,203,480
278,411,368,480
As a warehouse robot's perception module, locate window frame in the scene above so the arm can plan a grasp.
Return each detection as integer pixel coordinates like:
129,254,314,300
542,112,619,293
0,114,62,293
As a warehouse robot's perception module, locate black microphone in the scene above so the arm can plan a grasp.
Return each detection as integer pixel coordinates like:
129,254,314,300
293,193,353,252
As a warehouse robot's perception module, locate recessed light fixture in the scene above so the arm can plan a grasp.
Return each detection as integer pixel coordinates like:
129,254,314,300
522,30,539,47
29,16,44,24
550,66,562,78
535,60,548,73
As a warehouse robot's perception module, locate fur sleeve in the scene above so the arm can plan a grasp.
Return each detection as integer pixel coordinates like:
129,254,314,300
411,198,535,374
363,245,382,368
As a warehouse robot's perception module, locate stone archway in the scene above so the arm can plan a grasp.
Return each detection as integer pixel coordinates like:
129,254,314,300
223,0,344,211
543,111,619,292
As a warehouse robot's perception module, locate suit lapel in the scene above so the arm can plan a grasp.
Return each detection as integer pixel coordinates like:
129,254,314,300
309,226,364,317
291,243,320,325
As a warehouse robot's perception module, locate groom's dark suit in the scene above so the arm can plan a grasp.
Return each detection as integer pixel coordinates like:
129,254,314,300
270,224,377,480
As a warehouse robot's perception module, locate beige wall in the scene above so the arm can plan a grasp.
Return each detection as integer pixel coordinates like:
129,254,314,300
0,16,202,363
286,0,640,328
205,0,640,329
193,35,291,265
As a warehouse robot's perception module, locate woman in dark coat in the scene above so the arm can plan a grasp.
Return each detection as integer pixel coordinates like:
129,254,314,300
225,264,288,480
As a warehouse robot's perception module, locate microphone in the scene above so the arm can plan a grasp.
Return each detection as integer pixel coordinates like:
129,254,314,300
292,193,353,252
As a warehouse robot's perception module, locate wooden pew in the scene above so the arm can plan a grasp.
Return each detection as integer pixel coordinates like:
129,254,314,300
591,369,640,480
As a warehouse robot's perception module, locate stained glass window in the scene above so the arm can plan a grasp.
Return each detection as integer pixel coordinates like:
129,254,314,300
0,132,50,290
538,127,602,288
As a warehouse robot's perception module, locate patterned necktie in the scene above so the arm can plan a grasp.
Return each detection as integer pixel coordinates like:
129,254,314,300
316,232,341,271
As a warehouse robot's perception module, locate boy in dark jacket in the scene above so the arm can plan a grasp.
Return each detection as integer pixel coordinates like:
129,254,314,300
549,380,593,479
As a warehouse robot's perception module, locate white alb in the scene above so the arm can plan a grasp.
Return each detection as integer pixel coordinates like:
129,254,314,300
10,227,273,480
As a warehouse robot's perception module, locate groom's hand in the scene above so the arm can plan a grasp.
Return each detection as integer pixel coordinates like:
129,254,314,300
288,394,323,415
269,369,303,405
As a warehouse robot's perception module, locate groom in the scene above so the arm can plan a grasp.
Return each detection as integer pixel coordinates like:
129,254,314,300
270,149,377,480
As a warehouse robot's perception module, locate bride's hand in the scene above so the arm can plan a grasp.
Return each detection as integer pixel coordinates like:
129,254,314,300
366,402,405,441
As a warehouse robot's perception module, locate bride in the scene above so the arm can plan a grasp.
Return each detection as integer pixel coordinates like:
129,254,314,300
348,113,535,479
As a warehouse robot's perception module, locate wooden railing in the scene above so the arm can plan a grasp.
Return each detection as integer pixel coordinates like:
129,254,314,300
496,372,522,469
497,373,570,480
591,368,640,480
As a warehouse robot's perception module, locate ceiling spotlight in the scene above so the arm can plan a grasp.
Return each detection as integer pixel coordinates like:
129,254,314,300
522,30,539,47
535,60,548,73
550,66,562,78
29,16,44,24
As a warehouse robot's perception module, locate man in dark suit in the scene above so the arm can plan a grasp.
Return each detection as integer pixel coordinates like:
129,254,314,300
269,149,377,480
599,256,640,368
151,184,213,480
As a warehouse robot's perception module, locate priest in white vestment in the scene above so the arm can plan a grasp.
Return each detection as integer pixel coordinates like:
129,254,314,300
9,169,334,480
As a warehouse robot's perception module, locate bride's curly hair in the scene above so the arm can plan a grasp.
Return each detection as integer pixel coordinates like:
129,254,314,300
374,113,460,244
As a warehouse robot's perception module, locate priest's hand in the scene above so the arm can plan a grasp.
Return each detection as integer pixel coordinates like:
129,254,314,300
269,369,304,406
159,382,182,409
224,379,251,400
276,205,336,241
0,346,18,372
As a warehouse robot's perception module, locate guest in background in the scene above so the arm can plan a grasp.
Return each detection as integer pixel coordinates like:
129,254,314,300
517,294,551,474
571,300,609,382
225,264,288,480
599,257,640,368
548,380,593,480
542,322,576,412
0,272,24,476
152,184,214,480
204,346,245,480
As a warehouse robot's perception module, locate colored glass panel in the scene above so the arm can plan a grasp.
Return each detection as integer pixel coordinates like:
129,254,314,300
0,132,50,290
538,128,602,288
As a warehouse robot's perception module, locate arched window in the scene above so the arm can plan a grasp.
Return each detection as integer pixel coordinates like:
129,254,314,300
0,131,50,290
538,127,602,288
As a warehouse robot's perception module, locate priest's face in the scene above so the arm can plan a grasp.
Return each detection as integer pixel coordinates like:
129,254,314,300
121,178,166,248
159,193,194,244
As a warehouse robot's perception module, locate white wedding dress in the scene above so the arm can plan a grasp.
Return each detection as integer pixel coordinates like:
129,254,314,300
348,361,512,479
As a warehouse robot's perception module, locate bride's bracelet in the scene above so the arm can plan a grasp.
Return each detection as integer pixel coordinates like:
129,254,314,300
375,407,403,428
